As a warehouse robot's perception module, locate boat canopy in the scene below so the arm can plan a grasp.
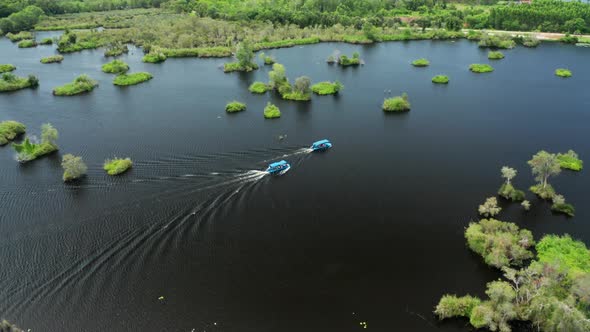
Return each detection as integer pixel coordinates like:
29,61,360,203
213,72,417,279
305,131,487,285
269,160,288,168
312,139,330,147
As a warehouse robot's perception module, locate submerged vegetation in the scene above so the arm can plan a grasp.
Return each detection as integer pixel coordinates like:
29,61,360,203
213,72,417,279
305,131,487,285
311,81,343,95
53,75,98,96
411,58,430,67
557,150,583,171
40,55,64,64
0,73,39,92
248,81,269,94
12,123,58,162
0,120,26,145
61,154,88,182
102,59,129,74
431,75,449,84
113,72,152,86
555,68,572,77
382,93,410,112
0,64,16,73
469,64,494,73
488,51,505,60
104,158,133,175
263,102,281,119
225,101,246,113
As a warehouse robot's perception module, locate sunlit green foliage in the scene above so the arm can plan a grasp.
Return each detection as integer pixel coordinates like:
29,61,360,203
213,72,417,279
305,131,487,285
17,39,36,48
0,120,25,145
104,157,132,175
263,102,280,119
102,59,129,74
0,73,39,92
12,123,58,162
555,68,572,77
498,166,525,201
338,52,361,66
61,154,87,182
488,51,504,60
537,235,590,278
0,6,43,34
557,150,583,171
258,52,275,65
113,72,152,86
248,81,269,94
0,64,16,73
225,101,246,113
411,58,429,67
550,194,575,217
435,295,481,319
528,150,561,199
143,52,167,63
432,75,449,84
478,197,501,217
104,42,128,57
478,33,516,49
469,64,494,73
465,218,534,268
53,74,98,96
311,81,343,95
39,37,53,45
224,40,257,72
282,76,311,101
5,31,33,42
40,55,64,64
382,93,410,112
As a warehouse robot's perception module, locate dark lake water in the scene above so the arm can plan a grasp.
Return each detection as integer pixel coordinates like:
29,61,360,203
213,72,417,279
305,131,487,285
1,31,589,331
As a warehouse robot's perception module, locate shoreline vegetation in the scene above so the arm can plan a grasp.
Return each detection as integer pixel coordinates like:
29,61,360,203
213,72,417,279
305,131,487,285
53,74,97,96
0,73,39,92
40,55,64,63
104,157,133,175
113,72,153,86
0,120,26,145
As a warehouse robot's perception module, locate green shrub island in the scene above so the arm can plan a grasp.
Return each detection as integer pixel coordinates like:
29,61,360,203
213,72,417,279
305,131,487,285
556,150,583,171
101,60,129,74
338,52,361,66
0,121,26,145
263,102,281,119
311,81,343,95
17,39,37,48
431,75,449,84
53,75,98,96
39,37,53,45
6,31,33,42
225,101,246,113
550,194,575,217
536,234,590,278
104,43,129,57
488,51,505,60
382,93,410,112
465,218,534,268
498,167,525,201
113,72,152,86
40,55,64,64
0,64,16,73
470,64,494,73
224,41,258,72
248,81,269,94
411,58,430,67
0,73,39,92
282,76,311,101
142,52,167,63
555,68,572,77
104,157,133,175
12,123,59,163
259,52,275,65
528,150,561,200
61,154,88,182
435,295,481,320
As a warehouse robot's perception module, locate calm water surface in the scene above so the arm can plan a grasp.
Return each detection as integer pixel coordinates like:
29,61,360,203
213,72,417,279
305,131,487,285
1,32,589,331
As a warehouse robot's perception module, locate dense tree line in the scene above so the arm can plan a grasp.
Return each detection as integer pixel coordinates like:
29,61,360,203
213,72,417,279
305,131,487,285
1,0,167,17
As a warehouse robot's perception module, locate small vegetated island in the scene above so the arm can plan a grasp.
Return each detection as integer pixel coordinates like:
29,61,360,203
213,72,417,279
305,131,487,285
411,58,430,67
18,39,37,48
223,41,259,73
488,51,505,60
39,37,53,45
311,81,343,95
555,68,572,77
113,72,153,86
53,75,98,96
104,157,133,175
469,63,494,73
336,52,361,67
225,101,246,113
557,150,583,171
0,121,26,145
263,102,281,119
0,64,16,73
432,75,449,84
40,55,64,64
61,154,88,182
248,81,269,94
258,52,275,65
101,59,129,74
382,93,410,112
498,166,525,202
5,31,33,42
0,73,39,93
251,63,311,101
12,123,59,162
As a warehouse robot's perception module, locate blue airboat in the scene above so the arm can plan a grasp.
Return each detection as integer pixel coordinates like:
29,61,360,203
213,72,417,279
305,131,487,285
266,160,291,175
310,139,332,151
